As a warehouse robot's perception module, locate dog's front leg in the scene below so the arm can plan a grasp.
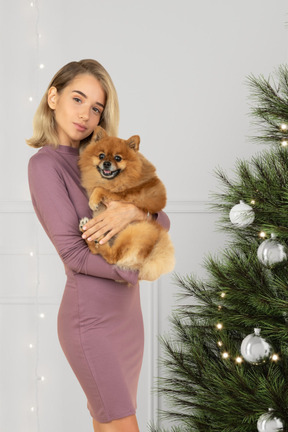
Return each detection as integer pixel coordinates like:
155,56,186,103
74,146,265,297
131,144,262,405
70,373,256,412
88,188,106,211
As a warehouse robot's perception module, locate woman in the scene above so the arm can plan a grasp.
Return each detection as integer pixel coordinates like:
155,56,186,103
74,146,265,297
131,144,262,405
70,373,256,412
27,59,170,432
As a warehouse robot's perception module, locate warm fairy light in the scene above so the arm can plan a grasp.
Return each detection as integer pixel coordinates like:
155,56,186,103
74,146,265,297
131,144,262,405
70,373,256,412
218,305,222,310
29,96,33,102
222,352,229,359
29,343,34,349
30,251,34,257
220,292,226,298
280,123,288,130
250,199,256,205
39,313,45,319
259,231,266,238
38,376,45,381
281,140,288,147
271,354,279,361
217,341,223,347
236,356,243,364
30,406,36,412
39,63,45,69
216,323,223,330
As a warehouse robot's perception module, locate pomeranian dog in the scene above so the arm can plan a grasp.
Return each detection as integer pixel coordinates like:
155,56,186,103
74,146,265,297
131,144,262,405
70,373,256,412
78,126,175,281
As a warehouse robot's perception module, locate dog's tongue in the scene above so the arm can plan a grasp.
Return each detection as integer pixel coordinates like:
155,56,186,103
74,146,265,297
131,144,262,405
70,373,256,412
104,170,111,175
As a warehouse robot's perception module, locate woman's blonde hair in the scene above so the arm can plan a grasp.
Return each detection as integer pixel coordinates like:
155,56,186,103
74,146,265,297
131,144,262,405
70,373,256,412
26,59,119,148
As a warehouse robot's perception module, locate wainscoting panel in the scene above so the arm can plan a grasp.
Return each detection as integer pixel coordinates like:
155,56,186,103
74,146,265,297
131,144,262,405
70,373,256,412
0,201,224,432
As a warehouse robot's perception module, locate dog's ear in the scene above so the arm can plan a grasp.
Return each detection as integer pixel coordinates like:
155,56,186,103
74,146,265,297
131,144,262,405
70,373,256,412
92,126,107,142
127,135,140,151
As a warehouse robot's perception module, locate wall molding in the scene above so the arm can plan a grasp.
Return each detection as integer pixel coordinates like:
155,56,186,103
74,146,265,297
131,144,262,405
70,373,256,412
0,200,216,214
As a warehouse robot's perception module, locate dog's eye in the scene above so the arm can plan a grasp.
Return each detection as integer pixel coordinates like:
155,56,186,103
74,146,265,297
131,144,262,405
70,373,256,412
99,153,105,160
114,155,122,162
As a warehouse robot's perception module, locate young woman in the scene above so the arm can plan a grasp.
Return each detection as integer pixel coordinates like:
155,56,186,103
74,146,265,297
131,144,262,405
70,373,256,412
27,59,170,432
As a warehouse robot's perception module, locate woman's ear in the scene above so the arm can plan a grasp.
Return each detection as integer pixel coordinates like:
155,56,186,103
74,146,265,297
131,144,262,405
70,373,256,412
47,86,58,110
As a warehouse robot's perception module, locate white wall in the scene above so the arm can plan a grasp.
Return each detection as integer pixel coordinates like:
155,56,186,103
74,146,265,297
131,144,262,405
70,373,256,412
1,1,288,431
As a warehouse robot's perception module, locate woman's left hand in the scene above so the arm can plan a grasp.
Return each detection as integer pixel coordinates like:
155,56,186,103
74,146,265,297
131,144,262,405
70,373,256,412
81,201,147,244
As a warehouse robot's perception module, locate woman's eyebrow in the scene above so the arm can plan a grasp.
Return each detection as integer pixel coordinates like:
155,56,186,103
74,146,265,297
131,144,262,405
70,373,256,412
72,90,105,108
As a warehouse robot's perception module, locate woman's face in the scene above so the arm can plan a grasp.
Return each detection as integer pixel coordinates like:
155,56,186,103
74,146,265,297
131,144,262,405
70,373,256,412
48,74,106,148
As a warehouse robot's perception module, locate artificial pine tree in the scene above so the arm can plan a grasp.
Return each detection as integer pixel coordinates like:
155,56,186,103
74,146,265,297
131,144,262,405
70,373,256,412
153,66,288,432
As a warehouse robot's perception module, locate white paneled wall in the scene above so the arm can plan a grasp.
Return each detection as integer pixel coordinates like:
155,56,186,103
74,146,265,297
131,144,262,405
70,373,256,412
1,1,288,431
0,201,223,432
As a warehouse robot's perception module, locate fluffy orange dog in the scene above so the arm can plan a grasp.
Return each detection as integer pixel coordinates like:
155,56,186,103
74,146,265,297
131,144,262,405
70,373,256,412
78,126,175,281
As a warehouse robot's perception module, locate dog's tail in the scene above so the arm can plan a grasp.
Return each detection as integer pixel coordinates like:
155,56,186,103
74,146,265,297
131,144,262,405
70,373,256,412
138,229,175,281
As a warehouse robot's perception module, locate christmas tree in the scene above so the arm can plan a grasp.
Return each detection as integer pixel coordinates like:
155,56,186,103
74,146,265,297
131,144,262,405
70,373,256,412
153,66,288,432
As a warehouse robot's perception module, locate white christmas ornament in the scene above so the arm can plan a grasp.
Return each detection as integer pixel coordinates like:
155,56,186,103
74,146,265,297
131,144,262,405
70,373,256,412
229,201,255,227
257,235,288,267
257,408,283,432
240,328,272,364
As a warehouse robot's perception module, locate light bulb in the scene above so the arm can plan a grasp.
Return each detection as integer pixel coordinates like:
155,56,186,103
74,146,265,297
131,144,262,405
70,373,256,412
29,343,34,349
30,406,36,412
236,356,243,364
216,323,223,330
29,251,34,257
218,305,222,310
220,292,226,298
281,140,288,147
217,341,223,347
222,352,229,359
281,123,288,130
250,199,256,205
29,96,33,102
39,63,45,69
39,313,45,319
259,231,266,238
271,354,279,361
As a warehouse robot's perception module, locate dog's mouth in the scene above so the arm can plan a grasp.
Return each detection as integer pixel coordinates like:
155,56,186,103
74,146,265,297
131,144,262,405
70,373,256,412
97,166,121,179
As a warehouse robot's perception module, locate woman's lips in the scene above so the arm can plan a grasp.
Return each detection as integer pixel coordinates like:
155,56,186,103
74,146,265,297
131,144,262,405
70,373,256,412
74,123,87,132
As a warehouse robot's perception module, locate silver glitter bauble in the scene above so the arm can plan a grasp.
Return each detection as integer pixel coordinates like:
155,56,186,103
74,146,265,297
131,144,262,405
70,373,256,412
229,201,255,228
240,328,272,364
257,409,283,432
257,235,288,267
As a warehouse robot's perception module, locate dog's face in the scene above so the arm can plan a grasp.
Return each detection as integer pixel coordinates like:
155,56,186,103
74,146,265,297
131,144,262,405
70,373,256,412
79,126,142,190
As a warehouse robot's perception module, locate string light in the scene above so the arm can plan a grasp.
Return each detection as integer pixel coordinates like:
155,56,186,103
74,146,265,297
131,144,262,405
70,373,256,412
217,341,223,347
39,63,45,69
220,292,226,298
271,354,279,362
250,199,256,205
29,343,34,349
280,123,288,131
259,231,266,238
281,140,288,147
216,323,223,330
218,305,222,310
235,356,243,364
222,352,229,359
39,313,45,319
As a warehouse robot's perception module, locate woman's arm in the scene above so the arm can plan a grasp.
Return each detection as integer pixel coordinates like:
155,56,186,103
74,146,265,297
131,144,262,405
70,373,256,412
82,201,171,245
28,153,138,285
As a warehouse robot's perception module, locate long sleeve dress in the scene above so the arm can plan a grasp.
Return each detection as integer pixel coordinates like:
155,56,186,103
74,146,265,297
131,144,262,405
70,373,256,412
28,144,170,423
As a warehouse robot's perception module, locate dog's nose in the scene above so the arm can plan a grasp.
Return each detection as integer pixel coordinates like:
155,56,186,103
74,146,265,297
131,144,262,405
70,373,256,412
103,161,111,168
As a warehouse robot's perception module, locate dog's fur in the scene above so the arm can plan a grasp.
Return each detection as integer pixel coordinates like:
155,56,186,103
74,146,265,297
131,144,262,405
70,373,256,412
78,126,175,281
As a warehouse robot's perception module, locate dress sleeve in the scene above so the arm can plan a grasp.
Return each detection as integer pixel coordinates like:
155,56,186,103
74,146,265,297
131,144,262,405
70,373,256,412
28,153,138,285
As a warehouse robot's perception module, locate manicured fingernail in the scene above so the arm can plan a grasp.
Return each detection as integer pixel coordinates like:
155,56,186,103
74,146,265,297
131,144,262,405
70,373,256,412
82,233,86,239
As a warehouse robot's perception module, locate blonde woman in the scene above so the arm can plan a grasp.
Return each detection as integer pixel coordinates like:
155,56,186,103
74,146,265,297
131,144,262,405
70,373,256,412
27,59,170,432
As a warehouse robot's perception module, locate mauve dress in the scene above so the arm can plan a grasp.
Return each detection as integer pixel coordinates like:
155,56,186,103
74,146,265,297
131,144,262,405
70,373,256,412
28,144,170,423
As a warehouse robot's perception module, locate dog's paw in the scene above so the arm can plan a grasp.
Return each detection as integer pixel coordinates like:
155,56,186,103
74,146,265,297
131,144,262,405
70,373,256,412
88,200,100,211
79,217,89,232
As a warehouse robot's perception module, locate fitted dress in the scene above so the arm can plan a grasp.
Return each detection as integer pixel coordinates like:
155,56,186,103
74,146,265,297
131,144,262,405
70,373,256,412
28,144,170,422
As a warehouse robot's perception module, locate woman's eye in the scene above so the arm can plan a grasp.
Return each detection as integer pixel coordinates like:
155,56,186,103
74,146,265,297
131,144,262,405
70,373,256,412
114,155,122,162
73,97,81,103
93,107,101,115
99,153,105,160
